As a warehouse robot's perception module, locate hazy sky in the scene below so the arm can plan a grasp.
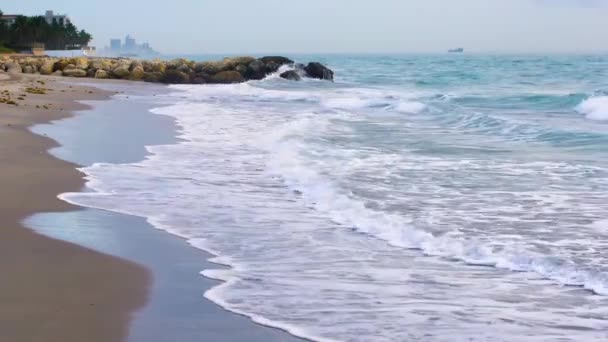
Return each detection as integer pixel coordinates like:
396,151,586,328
2,0,608,54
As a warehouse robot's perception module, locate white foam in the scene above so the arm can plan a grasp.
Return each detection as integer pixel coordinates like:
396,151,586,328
266,134,608,296
57,79,608,341
589,219,608,233
202,271,340,342
261,64,301,81
576,96,608,120
393,100,426,113
322,94,426,114
322,97,378,110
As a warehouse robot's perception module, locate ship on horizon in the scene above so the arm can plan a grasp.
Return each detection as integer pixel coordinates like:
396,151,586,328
448,48,464,53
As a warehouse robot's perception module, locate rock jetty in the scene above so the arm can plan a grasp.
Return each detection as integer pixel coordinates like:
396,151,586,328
0,55,334,84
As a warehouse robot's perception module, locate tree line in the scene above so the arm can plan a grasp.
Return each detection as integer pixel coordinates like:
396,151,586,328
0,10,92,50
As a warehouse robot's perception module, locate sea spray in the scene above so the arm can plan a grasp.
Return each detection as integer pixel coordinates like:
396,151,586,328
576,96,608,120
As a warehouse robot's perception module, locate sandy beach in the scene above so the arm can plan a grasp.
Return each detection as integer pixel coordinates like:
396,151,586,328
0,73,149,342
4,2,606,340
0,71,304,342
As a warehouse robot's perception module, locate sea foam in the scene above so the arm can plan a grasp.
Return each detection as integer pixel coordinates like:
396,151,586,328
265,114,608,296
576,96,608,120
58,56,608,341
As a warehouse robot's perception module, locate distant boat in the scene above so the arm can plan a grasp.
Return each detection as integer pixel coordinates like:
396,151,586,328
448,48,464,53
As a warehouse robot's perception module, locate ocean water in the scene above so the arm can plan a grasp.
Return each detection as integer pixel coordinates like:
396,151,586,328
62,55,608,341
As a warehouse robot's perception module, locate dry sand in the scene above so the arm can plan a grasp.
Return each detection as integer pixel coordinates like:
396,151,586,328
0,73,150,342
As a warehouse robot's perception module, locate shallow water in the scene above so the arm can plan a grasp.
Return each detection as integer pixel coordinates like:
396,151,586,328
63,55,608,341
29,93,302,342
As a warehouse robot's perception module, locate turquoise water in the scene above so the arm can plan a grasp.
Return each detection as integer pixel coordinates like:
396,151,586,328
64,55,608,341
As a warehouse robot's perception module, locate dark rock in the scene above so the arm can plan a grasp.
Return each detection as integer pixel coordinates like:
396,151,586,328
304,62,334,81
191,72,209,84
0,55,336,85
161,70,190,84
209,71,245,84
40,60,55,75
72,57,90,70
129,66,145,80
191,78,206,85
244,56,295,79
248,59,265,72
112,65,130,78
90,59,114,71
246,59,267,80
63,69,87,77
259,56,294,66
260,56,295,73
280,70,301,81
5,62,22,74
167,58,190,70
221,56,256,71
129,60,143,72
195,61,222,74
53,59,70,72
143,72,164,83
265,61,281,73
95,69,110,79
235,64,248,75
176,64,192,74
148,61,166,73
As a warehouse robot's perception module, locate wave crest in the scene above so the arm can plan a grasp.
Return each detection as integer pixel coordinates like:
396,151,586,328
576,96,608,120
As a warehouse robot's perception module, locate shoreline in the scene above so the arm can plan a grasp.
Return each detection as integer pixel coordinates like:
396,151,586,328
0,74,150,341
6,74,306,341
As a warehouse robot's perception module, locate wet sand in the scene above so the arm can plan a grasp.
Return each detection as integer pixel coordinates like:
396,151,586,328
0,73,149,342
3,73,304,341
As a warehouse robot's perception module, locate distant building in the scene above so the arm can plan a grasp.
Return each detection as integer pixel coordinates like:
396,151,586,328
44,10,71,26
103,35,159,57
124,35,136,50
1,11,71,27
0,15,18,26
110,39,122,51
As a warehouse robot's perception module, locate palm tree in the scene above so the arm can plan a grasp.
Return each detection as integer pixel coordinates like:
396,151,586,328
47,22,64,49
0,10,7,44
27,16,49,45
78,29,92,47
0,12,93,50
10,16,29,47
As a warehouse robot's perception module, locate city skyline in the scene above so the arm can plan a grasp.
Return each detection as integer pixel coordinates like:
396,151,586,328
1,0,608,54
104,34,157,57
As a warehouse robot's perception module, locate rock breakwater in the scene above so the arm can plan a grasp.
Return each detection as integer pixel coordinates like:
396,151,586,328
0,55,334,84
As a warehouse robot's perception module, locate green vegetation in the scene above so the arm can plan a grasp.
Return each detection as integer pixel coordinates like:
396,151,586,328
0,9,92,51
0,44,14,53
